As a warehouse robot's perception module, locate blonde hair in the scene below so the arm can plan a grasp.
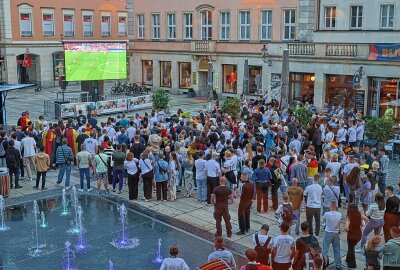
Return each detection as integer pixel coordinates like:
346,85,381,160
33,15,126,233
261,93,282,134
282,193,289,201
245,144,254,160
366,236,381,252
372,161,380,170
225,150,232,158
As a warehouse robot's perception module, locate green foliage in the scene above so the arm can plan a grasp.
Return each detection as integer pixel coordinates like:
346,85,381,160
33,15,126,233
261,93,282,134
222,97,241,119
365,117,394,142
290,106,313,128
152,89,170,110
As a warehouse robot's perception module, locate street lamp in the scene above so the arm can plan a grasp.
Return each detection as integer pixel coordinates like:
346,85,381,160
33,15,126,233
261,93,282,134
261,44,272,66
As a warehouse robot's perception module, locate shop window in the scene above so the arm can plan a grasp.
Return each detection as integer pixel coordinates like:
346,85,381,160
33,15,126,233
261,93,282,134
289,73,315,103
142,60,153,86
179,62,191,88
160,61,172,88
53,52,65,81
325,75,354,111
249,66,262,94
222,65,237,93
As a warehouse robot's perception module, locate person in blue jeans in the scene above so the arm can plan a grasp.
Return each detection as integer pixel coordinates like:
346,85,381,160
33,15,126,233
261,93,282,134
55,138,74,189
194,151,207,202
322,201,342,270
76,144,92,192
112,144,126,194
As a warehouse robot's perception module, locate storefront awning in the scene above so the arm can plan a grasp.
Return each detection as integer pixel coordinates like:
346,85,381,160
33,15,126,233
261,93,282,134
380,99,400,106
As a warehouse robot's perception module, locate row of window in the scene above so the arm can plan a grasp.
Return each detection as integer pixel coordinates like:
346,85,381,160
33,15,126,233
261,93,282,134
19,10,127,38
325,4,395,29
137,9,296,41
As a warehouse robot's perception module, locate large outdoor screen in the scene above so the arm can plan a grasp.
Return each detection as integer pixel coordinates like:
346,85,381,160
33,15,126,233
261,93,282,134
64,42,127,81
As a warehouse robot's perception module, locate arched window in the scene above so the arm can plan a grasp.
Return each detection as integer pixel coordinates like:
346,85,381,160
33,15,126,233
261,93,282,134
200,10,212,40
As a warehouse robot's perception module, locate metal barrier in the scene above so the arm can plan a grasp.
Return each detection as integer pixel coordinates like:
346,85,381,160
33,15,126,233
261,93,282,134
44,95,95,119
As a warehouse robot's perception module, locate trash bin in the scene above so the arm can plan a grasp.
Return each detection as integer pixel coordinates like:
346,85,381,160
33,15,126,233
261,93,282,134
54,101,70,119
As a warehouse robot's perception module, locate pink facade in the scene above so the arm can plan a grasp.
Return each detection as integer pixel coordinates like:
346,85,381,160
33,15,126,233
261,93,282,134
10,0,127,41
133,0,299,43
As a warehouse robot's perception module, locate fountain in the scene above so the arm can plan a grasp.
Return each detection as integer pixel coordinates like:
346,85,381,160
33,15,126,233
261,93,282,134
0,195,10,232
111,203,139,249
109,260,115,270
28,200,46,257
62,241,76,270
152,238,164,264
61,188,70,216
75,205,86,251
68,186,80,234
39,211,48,228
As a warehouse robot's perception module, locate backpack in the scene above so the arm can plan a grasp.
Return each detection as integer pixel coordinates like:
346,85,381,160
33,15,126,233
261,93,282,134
6,152,17,168
254,233,272,266
282,203,293,223
0,140,5,156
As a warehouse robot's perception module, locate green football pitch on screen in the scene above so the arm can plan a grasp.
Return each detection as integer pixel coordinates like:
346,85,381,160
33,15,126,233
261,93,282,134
65,51,127,81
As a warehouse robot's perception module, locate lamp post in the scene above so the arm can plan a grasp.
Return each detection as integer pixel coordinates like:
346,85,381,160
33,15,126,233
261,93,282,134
261,44,272,66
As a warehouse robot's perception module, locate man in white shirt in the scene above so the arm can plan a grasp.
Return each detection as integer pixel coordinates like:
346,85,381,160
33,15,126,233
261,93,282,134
83,133,99,156
271,222,295,270
126,121,136,141
355,119,364,150
304,175,323,236
347,120,357,146
288,133,302,154
322,201,342,270
21,131,37,181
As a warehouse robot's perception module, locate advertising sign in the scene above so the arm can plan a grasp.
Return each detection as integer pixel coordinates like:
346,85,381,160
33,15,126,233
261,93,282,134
369,43,400,61
127,95,152,110
95,99,127,115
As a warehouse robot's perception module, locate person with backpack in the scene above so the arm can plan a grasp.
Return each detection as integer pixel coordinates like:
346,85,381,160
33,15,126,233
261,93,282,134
0,131,9,167
240,249,272,270
55,138,74,189
298,241,324,270
93,146,110,194
154,153,169,201
276,194,293,230
5,140,22,189
111,144,126,194
33,148,50,190
236,172,254,235
287,178,303,236
293,221,319,270
252,224,273,266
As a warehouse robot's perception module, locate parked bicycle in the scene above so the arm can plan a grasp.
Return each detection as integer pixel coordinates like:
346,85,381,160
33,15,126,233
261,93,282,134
110,81,150,96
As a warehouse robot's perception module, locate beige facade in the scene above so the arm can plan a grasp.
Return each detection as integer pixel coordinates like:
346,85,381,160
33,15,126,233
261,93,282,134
0,0,127,87
129,0,400,116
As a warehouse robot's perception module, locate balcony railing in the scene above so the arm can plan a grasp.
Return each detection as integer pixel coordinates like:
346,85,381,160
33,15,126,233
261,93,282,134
326,44,357,57
191,40,215,53
287,43,315,55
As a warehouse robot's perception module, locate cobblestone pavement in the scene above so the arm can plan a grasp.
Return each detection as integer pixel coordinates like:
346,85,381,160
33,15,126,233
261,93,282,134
5,85,400,269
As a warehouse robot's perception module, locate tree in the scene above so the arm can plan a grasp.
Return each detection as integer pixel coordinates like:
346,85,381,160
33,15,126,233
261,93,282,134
290,106,312,128
221,97,241,119
152,89,170,110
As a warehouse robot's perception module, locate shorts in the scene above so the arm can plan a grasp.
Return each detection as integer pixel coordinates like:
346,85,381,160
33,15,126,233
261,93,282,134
96,172,108,181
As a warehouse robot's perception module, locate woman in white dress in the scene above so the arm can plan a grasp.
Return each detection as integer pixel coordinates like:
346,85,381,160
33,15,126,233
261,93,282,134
168,152,180,201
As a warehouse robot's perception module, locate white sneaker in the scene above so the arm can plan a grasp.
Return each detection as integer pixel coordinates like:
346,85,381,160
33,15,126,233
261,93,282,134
87,188,92,192
65,186,71,190
78,189,84,192
29,177,32,181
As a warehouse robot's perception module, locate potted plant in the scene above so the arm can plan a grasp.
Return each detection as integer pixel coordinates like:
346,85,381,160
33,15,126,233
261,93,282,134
222,97,241,119
152,89,170,111
365,117,394,144
187,88,196,98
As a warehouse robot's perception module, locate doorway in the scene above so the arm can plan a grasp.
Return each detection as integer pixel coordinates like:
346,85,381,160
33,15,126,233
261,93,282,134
16,54,39,84
369,78,398,117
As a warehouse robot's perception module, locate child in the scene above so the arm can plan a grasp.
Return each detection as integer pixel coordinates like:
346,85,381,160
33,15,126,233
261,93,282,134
364,235,383,270
276,194,293,227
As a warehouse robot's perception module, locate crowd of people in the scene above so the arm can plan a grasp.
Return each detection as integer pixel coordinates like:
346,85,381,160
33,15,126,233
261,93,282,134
1,97,400,270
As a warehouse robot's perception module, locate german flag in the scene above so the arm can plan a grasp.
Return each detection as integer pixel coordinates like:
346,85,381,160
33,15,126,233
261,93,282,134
307,159,319,177
196,259,235,270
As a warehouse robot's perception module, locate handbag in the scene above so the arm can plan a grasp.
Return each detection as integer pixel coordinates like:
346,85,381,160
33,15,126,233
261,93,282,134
61,146,72,166
225,170,237,184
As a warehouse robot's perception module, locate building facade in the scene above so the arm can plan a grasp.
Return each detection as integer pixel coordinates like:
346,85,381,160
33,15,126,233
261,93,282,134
0,0,127,87
128,0,400,117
